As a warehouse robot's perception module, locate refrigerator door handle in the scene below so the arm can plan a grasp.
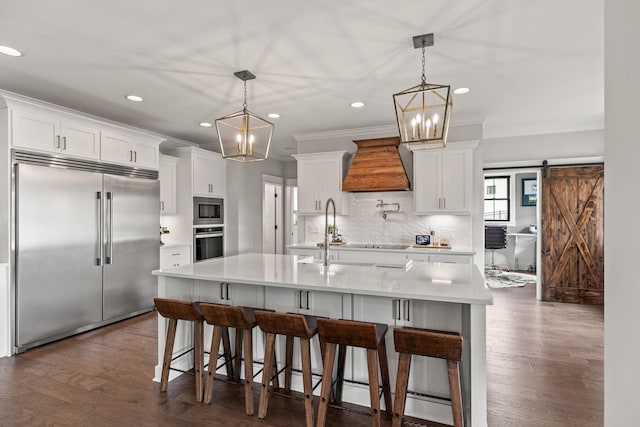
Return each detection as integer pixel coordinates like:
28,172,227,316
96,191,103,265
105,191,113,264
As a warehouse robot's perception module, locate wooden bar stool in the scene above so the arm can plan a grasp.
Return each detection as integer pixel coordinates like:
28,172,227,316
197,303,279,416
255,311,323,427
392,327,464,427
154,297,207,402
316,318,392,427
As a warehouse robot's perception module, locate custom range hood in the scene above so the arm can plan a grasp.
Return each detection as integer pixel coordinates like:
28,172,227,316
342,137,411,192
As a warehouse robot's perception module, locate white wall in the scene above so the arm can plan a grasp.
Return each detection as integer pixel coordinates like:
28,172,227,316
482,129,604,164
604,1,639,425
225,158,285,255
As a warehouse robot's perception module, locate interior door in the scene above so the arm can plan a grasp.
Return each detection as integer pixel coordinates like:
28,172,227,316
102,174,159,320
15,164,103,350
541,165,604,304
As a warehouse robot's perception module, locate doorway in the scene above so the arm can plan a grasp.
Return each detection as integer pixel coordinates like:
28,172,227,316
262,175,283,254
483,168,542,296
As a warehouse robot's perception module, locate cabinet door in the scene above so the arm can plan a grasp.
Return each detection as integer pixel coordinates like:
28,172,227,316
101,131,133,165
405,301,463,398
132,140,158,169
352,294,398,388
60,120,101,160
11,109,60,153
441,149,471,213
297,159,319,214
159,156,177,215
414,150,442,214
192,152,218,197
316,158,341,211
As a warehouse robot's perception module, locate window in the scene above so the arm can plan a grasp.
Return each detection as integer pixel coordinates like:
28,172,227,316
484,176,510,221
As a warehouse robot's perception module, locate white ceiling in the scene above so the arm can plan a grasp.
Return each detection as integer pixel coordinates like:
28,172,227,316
0,0,603,159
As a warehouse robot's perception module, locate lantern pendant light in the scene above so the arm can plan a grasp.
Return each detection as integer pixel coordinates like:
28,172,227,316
393,33,452,149
215,70,274,162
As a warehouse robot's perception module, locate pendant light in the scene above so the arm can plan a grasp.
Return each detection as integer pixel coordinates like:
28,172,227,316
216,70,274,162
393,33,452,149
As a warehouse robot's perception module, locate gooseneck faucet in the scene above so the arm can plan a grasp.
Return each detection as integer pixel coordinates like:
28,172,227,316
324,198,336,267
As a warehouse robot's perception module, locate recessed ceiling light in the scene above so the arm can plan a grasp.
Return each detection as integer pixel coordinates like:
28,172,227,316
126,95,143,102
0,45,23,57
453,87,470,95
267,113,280,119
350,101,365,108
199,122,212,127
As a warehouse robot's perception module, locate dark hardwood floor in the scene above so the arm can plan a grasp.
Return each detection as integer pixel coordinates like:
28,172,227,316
0,283,603,426
487,283,604,426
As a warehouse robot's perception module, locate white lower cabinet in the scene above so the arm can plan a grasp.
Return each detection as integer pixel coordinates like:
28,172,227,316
351,295,400,391
407,252,473,264
289,247,323,260
264,287,348,378
159,245,190,268
352,295,463,406
338,250,406,265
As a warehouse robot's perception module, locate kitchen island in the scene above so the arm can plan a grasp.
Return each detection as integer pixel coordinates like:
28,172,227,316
153,253,492,426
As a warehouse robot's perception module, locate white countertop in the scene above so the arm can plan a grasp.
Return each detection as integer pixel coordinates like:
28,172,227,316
153,253,492,305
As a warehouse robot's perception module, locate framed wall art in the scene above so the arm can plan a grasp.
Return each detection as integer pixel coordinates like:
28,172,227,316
522,178,537,206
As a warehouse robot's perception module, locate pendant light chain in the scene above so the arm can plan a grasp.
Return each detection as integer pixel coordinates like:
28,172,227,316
420,43,427,86
242,79,248,111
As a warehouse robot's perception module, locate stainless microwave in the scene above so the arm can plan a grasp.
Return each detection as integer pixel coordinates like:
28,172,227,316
193,197,224,225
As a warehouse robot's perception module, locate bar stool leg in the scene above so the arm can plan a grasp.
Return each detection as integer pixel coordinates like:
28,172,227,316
271,342,280,390
160,318,177,392
221,326,234,379
284,334,294,392
204,325,223,404
377,337,392,415
300,337,315,427
258,332,276,419
316,342,336,427
243,329,254,415
366,349,381,427
448,360,464,427
194,320,204,402
234,329,243,381
334,344,347,402
392,353,412,427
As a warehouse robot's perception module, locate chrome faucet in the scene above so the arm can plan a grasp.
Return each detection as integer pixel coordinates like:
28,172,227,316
324,198,336,267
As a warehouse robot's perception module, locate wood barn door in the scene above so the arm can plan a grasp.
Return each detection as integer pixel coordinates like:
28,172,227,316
541,165,604,304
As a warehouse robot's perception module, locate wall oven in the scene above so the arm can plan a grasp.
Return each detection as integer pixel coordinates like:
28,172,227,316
193,226,224,262
193,197,223,225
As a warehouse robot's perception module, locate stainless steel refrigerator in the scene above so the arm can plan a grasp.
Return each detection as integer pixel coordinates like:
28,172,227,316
14,153,159,353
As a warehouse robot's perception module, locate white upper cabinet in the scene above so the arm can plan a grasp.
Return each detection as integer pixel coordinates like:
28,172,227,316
192,148,226,198
159,154,178,215
12,109,101,160
101,131,158,169
7,98,161,168
413,142,476,214
293,151,350,215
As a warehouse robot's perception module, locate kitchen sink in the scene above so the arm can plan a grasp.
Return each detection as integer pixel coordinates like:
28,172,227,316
343,243,409,250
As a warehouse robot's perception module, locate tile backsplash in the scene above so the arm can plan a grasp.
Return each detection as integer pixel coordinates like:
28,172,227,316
303,192,472,247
